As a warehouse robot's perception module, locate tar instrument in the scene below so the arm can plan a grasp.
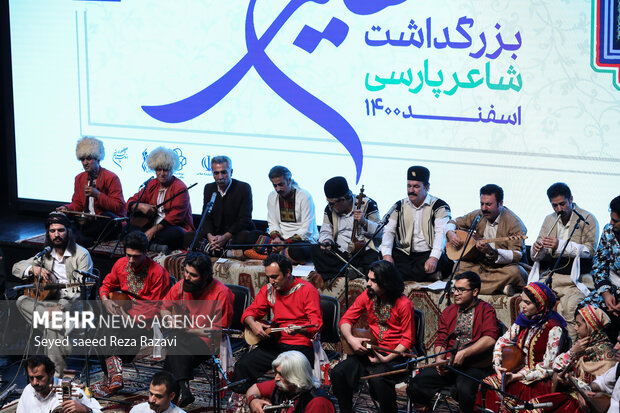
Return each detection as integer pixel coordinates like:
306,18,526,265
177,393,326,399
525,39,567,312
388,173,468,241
446,229,527,261
244,320,318,345
262,400,295,412
63,209,111,221
340,327,417,358
130,182,197,230
568,375,610,413
108,290,136,312
51,380,73,413
532,213,562,260
348,185,366,254
24,279,95,301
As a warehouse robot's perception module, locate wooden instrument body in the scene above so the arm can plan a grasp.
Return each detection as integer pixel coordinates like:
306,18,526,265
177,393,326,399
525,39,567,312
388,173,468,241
51,380,72,413
108,291,133,312
244,320,317,346
501,344,525,372
348,185,366,254
568,375,610,413
446,229,527,261
341,327,377,356
24,279,94,301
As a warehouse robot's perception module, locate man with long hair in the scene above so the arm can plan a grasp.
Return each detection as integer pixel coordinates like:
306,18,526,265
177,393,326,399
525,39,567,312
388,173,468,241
12,212,93,376
332,260,415,413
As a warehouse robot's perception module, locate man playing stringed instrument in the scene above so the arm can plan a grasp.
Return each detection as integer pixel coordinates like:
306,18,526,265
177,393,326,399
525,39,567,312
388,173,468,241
230,254,322,394
127,147,195,254
310,176,381,281
331,260,415,413
56,136,127,247
380,166,454,282
408,271,499,413
529,182,599,342
13,212,94,377
17,355,102,413
446,184,528,295
245,351,334,413
98,231,171,395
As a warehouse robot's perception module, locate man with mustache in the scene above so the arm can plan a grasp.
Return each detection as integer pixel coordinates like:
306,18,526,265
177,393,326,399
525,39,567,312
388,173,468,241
57,136,126,247
17,355,102,413
13,212,94,376
160,251,234,407
264,165,318,263
380,166,453,281
446,184,528,295
529,182,598,341
332,260,415,413
129,372,185,413
196,155,258,255
245,351,334,413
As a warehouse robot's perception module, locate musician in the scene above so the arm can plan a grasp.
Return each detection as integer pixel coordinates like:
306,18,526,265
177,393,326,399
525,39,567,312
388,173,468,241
57,136,126,247
474,282,568,412
245,351,335,413
311,176,381,280
527,304,616,411
99,231,171,395
380,166,453,281
13,212,93,376
230,254,322,393
129,372,185,413
17,355,102,413
161,251,234,407
264,165,318,263
580,333,620,413
127,147,194,254
446,184,528,295
529,183,599,341
580,195,620,341
331,260,414,413
408,271,499,413
196,155,257,255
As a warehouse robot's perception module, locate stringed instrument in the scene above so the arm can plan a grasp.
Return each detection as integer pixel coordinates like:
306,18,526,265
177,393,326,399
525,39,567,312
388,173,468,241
348,185,366,254
24,280,95,300
107,290,136,312
446,229,527,261
498,344,525,411
51,380,73,413
568,375,610,413
130,182,197,230
340,327,418,358
244,320,318,345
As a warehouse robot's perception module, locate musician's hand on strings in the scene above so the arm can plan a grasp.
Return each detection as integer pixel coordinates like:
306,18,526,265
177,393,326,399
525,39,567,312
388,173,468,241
248,397,270,413
250,321,269,339
84,186,100,198
446,231,463,248
284,325,302,335
30,266,52,282
136,203,156,216
541,236,559,251
424,257,438,274
61,399,91,413
348,336,371,355
475,240,493,254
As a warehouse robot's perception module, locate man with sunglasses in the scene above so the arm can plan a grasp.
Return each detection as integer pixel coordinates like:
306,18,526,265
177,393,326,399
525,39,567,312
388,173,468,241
408,271,499,413
311,176,381,281
57,136,126,246
230,254,322,394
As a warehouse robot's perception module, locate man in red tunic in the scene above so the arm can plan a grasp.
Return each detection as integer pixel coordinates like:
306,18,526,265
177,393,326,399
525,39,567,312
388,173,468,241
331,260,415,413
161,251,234,407
408,271,499,413
127,147,194,254
57,136,126,246
230,254,322,393
98,231,171,395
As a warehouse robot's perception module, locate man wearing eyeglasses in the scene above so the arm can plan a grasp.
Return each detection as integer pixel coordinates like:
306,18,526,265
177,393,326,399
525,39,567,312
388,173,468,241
230,254,322,394
380,166,453,282
408,271,499,413
57,136,126,247
311,176,381,281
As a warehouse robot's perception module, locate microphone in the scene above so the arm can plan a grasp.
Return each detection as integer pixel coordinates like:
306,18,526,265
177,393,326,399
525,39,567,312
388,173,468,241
513,402,553,410
572,209,589,224
381,202,399,225
34,246,52,259
12,284,36,291
205,192,217,214
215,378,248,392
73,269,100,280
470,213,482,231
112,217,129,222
140,176,154,187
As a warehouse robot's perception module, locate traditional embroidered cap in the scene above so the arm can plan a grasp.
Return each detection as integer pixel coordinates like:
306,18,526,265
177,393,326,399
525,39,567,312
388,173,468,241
524,282,556,311
407,166,430,183
324,176,349,198
578,304,610,332
46,211,71,229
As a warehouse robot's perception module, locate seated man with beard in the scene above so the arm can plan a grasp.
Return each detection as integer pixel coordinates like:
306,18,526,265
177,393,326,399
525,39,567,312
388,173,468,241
245,351,334,413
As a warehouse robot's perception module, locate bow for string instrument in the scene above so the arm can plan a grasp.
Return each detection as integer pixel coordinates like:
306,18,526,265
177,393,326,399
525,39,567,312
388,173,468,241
348,185,366,254
130,182,197,230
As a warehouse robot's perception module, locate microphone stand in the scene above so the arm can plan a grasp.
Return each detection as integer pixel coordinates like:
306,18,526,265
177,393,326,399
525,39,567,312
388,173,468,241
543,214,584,287
111,178,152,258
440,216,481,305
189,198,216,252
325,217,387,309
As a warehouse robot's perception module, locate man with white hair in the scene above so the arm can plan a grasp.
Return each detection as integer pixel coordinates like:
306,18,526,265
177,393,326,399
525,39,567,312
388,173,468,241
127,147,195,253
245,351,335,413
57,136,126,246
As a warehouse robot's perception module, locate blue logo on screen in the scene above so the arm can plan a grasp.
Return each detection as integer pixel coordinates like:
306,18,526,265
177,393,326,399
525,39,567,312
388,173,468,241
201,156,212,172
173,148,187,171
141,0,407,183
112,147,128,169
141,149,149,172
